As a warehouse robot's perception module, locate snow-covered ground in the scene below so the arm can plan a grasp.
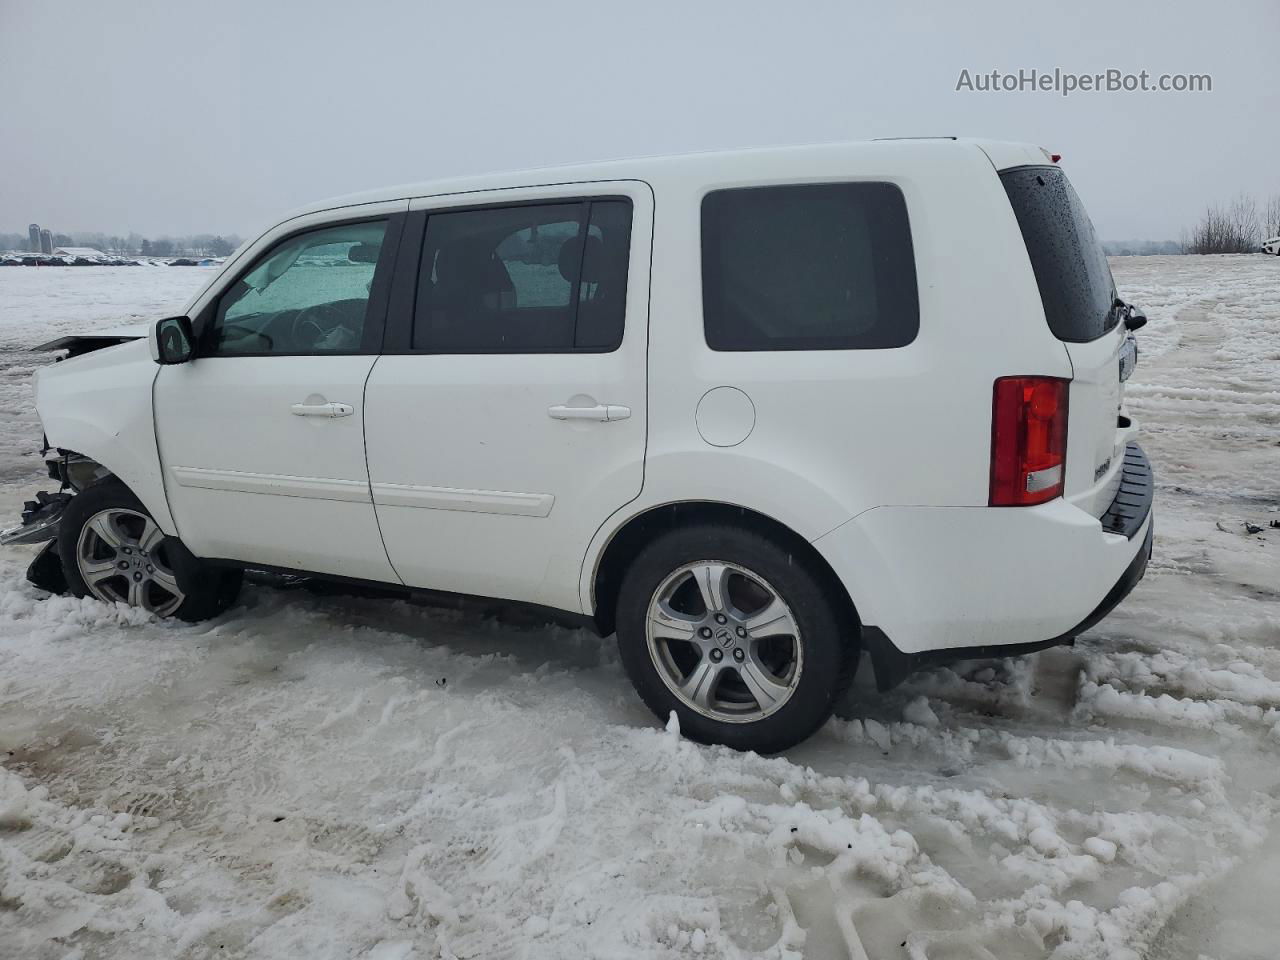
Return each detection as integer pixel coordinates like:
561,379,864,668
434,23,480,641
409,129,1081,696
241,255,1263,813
0,258,1277,960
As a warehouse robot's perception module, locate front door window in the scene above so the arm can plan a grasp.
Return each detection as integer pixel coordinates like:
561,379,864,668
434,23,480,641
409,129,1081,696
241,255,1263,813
206,220,389,355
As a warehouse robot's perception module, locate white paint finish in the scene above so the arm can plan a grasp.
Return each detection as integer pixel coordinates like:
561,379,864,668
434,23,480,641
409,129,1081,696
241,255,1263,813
153,354,399,583
32,139,1148,660
1061,324,1132,518
580,139,1080,612
814,500,1149,654
370,482,554,517
974,139,1057,172
547,402,631,422
290,401,354,418
171,466,370,502
365,181,654,611
695,386,755,447
32,338,177,534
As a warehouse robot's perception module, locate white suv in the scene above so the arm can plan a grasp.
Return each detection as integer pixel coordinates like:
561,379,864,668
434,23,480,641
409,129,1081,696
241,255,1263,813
7,139,1153,752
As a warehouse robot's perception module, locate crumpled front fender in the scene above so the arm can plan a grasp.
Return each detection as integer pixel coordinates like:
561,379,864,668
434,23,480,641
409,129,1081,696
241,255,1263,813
34,338,176,535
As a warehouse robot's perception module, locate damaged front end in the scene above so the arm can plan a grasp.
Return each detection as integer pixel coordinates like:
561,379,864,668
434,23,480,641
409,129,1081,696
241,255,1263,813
1,448,112,593
0,490,73,546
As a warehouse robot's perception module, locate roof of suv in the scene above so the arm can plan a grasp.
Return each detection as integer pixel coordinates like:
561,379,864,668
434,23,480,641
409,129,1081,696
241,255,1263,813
290,137,1053,222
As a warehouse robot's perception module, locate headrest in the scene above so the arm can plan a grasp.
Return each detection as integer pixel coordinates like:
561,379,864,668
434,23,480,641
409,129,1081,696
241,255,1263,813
436,240,511,291
557,234,606,284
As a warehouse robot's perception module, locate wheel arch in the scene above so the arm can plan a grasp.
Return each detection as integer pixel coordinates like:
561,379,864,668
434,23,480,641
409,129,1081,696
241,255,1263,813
588,500,861,641
42,422,175,535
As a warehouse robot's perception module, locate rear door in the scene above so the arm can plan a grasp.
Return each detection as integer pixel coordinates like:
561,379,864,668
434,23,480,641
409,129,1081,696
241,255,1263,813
999,164,1131,517
154,207,406,581
362,182,652,611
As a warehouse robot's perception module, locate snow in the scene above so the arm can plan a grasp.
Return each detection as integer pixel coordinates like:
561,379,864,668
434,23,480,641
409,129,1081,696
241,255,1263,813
1,256,1279,958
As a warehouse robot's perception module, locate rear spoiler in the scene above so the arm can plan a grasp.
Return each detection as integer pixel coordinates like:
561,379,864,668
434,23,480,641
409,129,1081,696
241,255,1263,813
35,327,147,359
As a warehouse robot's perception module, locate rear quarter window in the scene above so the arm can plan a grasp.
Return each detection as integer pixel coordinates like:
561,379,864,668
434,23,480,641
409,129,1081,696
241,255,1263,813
701,182,919,351
1000,165,1118,343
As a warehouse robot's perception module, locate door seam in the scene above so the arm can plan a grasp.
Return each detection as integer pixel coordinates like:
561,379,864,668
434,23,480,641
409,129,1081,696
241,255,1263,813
362,354,408,586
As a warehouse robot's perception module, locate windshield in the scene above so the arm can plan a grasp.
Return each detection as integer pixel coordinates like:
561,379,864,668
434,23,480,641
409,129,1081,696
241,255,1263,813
1000,165,1119,342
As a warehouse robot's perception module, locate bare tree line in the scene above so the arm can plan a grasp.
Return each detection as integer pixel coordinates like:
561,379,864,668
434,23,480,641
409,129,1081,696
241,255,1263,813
1184,193,1280,254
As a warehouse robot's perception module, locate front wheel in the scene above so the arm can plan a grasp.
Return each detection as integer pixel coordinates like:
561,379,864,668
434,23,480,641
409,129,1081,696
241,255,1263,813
58,480,242,621
616,525,856,753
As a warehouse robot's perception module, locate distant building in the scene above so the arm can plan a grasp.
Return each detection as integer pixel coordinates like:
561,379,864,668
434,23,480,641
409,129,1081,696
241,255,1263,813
52,247,104,258
39,229,53,255
28,224,40,252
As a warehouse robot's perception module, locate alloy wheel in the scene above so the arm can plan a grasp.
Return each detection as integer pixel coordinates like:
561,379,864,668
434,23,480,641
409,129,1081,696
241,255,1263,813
645,560,802,723
75,508,185,616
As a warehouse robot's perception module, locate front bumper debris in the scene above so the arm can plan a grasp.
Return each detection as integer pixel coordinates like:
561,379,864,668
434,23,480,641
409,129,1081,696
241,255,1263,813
0,491,72,546
26,540,67,594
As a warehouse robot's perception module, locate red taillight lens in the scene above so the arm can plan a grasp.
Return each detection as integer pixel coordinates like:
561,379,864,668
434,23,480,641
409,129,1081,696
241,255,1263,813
990,376,1069,506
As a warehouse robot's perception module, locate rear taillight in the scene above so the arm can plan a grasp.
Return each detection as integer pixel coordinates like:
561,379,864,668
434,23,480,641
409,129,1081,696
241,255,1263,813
990,376,1069,506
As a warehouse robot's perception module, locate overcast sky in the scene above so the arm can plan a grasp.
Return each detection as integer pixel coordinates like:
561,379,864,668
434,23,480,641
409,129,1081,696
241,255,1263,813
1,0,1276,240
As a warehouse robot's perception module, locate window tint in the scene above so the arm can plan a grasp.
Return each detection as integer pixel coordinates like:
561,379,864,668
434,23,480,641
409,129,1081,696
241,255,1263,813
412,200,632,353
1000,166,1118,342
207,220,388,355
701,183,918,351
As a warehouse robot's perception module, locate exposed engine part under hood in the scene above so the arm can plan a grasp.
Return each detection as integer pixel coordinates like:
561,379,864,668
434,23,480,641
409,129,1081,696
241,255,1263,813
35,325,148,358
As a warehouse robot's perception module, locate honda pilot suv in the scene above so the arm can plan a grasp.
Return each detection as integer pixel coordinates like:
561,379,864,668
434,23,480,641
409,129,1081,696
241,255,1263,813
6,139,1152,752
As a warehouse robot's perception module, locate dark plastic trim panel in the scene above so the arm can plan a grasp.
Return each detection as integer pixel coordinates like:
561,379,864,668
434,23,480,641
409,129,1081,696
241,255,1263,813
1099,443,1153,540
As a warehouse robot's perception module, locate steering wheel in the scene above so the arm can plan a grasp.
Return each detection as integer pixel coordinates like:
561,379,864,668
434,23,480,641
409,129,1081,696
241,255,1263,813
290,303,334,349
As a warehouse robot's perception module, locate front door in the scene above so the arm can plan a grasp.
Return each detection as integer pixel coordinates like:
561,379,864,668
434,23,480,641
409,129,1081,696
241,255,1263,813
154,210,406,582
363,183,652,611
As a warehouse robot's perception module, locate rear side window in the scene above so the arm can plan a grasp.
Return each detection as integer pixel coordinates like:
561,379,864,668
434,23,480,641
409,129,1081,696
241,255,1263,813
412,199,632,353
1000,166,1118,342
701,182,918,351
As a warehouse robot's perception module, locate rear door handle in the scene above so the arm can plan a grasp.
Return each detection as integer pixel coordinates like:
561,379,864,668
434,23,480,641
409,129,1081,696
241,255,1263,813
547,403,631,422
291,401,354,418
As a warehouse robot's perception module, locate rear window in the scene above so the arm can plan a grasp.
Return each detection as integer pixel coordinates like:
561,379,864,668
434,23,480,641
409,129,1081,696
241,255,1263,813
1000,165,1118,343
701,182,918,351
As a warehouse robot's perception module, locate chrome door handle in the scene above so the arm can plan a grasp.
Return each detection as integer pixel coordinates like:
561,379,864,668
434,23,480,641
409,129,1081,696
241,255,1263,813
291,401,354,418
548,403,631,422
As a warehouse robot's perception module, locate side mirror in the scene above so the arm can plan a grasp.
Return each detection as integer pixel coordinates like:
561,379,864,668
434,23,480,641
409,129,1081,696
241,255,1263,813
150,315,195,364
1124,307,1147,332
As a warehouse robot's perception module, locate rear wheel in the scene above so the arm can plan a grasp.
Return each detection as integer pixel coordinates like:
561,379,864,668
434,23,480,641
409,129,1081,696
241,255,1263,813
616,525,855,752
59,480,242,621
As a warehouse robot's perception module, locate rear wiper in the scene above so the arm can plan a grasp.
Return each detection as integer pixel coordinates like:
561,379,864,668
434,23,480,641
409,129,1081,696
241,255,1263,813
1108,297,1127,328
1112,296,1147,331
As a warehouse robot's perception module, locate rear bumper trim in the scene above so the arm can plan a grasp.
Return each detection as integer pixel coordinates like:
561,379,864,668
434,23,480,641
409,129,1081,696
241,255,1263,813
1100,443,1153,539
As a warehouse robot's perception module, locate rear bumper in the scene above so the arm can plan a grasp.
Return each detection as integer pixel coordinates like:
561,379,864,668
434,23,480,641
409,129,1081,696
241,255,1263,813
813,444,1154,673
861,519,1152,689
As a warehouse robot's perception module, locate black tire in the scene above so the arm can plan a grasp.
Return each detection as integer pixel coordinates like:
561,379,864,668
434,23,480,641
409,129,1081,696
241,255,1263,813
616,524,856,753
58,479,242,622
